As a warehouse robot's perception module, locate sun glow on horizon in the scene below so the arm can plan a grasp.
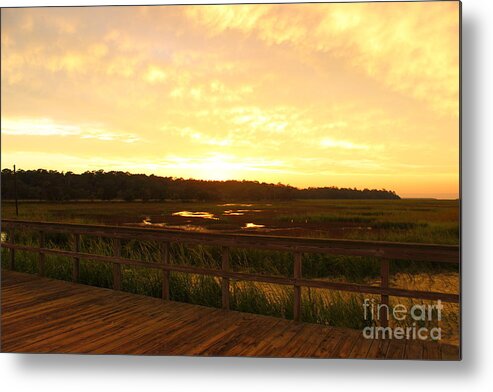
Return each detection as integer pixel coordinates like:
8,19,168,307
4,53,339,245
1,2,459,198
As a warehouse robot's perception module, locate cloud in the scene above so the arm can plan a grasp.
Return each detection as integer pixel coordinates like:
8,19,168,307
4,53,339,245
185,5,271,36
167,76,254,104
186,2,459,115
0,4,459,197
174,126,233,147
320,138,369,151
144,65,167,84
2,117,141,143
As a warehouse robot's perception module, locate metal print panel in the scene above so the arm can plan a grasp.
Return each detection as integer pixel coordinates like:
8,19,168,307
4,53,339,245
0,1,461,359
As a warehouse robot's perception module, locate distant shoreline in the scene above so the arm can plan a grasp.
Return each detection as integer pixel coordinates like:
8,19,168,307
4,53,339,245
1,198,459,203
1,169,401,201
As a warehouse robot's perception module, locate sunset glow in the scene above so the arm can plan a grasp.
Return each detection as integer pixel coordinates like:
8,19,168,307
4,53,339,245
1,2,459,198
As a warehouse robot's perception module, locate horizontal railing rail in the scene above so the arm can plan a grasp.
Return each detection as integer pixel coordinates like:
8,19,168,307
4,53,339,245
1,219,460,326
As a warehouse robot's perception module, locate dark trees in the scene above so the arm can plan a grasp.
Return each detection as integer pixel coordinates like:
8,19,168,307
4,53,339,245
1,169,400,201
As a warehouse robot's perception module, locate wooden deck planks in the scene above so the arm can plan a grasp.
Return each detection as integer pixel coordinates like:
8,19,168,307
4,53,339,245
1,271,459,359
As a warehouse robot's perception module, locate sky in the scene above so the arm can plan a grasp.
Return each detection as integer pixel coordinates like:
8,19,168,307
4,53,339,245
1,2,460,198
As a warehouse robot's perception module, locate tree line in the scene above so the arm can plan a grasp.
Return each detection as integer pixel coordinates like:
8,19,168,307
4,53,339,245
1,169,400,201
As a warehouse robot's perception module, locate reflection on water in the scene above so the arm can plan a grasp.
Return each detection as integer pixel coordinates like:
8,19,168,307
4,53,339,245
223,210,244,216
138,217,166,227
126,219,208,232
243,223,266,229
223,209,262,216
172,211,219,220
219,203,253,207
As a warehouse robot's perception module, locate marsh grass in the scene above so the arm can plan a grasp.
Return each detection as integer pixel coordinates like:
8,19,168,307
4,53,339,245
1,231,458,342
0,231,376,330
278,214,375,224
0,199,459,343
2,199,459,245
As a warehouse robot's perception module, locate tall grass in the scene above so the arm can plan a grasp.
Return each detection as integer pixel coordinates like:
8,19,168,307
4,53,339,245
0,230,374,329
1,228,458,338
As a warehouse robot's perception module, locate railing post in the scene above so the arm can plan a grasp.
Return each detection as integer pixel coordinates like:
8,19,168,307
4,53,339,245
160,242,170,300
293,252,302,322
112,238,122,290
221,247,230,310
72,234,80,282
38,231,45,277
380,259,390,327
9,228,15,270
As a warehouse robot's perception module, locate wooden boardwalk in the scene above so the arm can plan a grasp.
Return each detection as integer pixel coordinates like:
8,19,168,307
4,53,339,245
1,271,459,359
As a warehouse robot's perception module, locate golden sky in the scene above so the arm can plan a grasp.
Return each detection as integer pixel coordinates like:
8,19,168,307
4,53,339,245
1,2,459,198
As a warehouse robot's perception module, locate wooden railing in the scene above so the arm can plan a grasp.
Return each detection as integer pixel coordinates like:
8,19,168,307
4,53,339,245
1,219,460,326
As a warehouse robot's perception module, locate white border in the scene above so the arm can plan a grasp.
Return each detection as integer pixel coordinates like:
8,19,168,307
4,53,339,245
2,0,493,390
